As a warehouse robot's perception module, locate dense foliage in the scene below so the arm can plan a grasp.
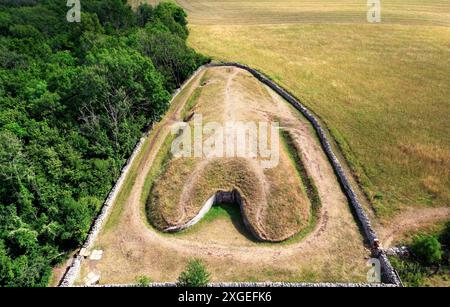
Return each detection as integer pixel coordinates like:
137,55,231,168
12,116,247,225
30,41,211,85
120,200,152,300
177,259,210,287
391,226,449,286
411,235,442,265
389,257,425,287
0,0,208,286
440,221,450,247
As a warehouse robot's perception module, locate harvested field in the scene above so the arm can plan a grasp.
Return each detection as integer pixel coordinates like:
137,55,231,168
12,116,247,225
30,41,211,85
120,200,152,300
137,0,450,27
76,66,370,284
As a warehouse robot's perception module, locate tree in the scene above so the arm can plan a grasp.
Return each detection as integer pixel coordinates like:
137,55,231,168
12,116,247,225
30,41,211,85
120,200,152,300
177,259,210,287
411,235,442,265
154,2,189,40
135,25,209,90
0,0,205,287
0,240,14,285
77,47,170,154
136,4,154,27
83,0,136,32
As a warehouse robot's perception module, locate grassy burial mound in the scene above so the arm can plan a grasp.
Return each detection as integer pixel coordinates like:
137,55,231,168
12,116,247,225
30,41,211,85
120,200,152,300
148,67,317,242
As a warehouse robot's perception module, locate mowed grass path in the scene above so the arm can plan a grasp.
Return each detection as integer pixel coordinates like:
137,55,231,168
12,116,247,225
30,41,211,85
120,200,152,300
169,0,450,218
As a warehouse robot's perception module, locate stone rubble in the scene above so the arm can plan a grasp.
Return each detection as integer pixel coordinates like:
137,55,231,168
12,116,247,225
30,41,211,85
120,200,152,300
89,250,103,261
385,246,410,257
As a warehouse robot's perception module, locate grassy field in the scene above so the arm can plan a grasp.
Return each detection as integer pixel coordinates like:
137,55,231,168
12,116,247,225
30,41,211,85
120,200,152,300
138,0,450,26
147,0,450,220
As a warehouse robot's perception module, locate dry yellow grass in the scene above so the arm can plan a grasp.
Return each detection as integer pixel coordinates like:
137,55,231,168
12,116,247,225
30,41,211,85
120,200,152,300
138,0,450,26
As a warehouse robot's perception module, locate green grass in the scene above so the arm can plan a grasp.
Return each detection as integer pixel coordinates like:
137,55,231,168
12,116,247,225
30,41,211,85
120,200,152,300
278,130,321,245
142,133,176,225
103,139,147,232
195,204,241,224
172,203,246,236
180,87,202,120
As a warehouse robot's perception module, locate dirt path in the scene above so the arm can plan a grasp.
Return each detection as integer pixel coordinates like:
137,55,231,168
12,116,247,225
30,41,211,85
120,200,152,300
80,67,370,283
223,68,239,121
378,207,450,247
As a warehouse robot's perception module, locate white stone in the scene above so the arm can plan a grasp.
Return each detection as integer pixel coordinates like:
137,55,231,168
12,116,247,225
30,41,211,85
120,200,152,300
79,248,90,257
84,272,100,286
89,249,103,260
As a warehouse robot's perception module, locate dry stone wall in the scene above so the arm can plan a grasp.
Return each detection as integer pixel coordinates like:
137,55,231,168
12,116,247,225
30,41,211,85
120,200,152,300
385,246,410,257
164,195,215,232
82,282,396,287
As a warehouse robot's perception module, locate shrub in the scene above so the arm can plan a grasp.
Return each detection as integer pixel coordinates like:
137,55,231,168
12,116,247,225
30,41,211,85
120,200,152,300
389,257,424,287
177,259,210,287
411,235,442,265
136,275,152,287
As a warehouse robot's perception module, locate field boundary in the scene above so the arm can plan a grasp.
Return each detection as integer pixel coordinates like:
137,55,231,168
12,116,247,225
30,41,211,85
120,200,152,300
59,62,402,287
80,282,397,287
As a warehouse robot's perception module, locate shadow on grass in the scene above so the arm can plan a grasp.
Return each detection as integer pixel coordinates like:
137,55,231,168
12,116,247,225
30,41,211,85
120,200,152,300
220,203,259,242
181,203,258,242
